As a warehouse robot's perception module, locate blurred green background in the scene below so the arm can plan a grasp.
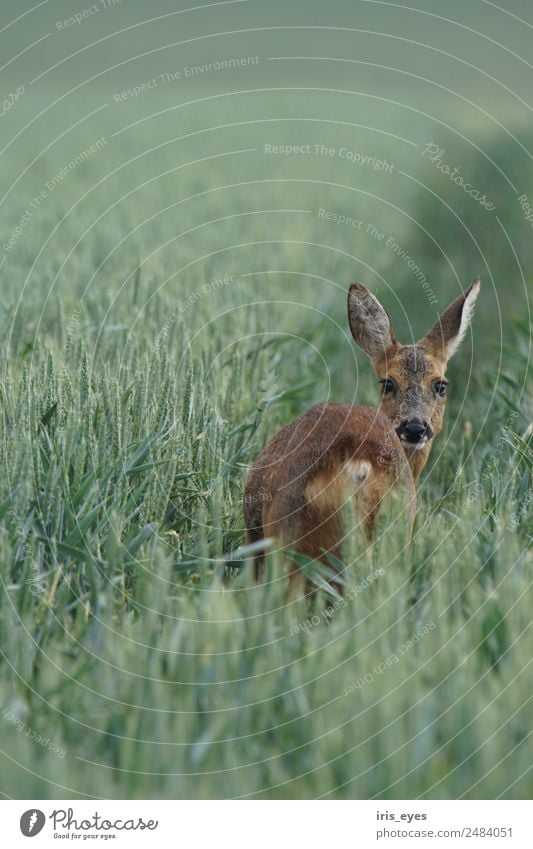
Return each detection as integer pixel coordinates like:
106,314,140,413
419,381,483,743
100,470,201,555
0,0,531,800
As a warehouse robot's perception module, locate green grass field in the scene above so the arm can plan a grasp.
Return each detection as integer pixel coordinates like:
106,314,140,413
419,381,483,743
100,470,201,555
0,0,532,800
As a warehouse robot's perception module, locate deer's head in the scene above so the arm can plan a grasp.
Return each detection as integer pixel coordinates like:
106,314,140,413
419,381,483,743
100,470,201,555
348,278,480,480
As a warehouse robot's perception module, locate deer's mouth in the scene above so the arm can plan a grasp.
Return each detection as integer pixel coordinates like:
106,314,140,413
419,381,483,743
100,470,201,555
396,419,433,448
399,434,431,451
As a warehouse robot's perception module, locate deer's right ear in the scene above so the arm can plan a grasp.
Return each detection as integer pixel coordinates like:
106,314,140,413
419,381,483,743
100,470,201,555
347,283,395,358
421,277,480,362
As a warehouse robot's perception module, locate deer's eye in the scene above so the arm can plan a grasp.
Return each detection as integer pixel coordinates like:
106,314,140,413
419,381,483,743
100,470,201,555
434,380,448,397
379,378,396,396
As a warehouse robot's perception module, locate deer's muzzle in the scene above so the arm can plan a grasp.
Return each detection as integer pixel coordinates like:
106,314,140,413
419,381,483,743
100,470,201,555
396,418,434,446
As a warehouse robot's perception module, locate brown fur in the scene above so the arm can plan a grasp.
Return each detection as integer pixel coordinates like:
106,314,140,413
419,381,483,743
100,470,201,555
244,404,415,589
243,278,480,589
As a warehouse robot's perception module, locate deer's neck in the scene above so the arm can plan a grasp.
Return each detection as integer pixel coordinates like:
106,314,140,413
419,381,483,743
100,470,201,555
404,445,431,483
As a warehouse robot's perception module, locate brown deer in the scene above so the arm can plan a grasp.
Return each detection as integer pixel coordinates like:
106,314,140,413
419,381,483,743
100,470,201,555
243,278,480,591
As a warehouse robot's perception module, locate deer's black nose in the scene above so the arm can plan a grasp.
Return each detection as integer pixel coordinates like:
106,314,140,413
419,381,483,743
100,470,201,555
397,419,433,444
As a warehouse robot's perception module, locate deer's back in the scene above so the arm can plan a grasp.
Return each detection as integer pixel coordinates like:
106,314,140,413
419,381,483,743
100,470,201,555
244,404,409,544
251,403,400,482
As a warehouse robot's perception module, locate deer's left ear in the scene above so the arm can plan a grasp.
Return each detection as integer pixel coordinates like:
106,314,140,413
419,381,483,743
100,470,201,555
421,278,480,361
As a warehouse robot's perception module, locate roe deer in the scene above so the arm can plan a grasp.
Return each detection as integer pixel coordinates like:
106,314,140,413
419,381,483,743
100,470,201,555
243,278,480,590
